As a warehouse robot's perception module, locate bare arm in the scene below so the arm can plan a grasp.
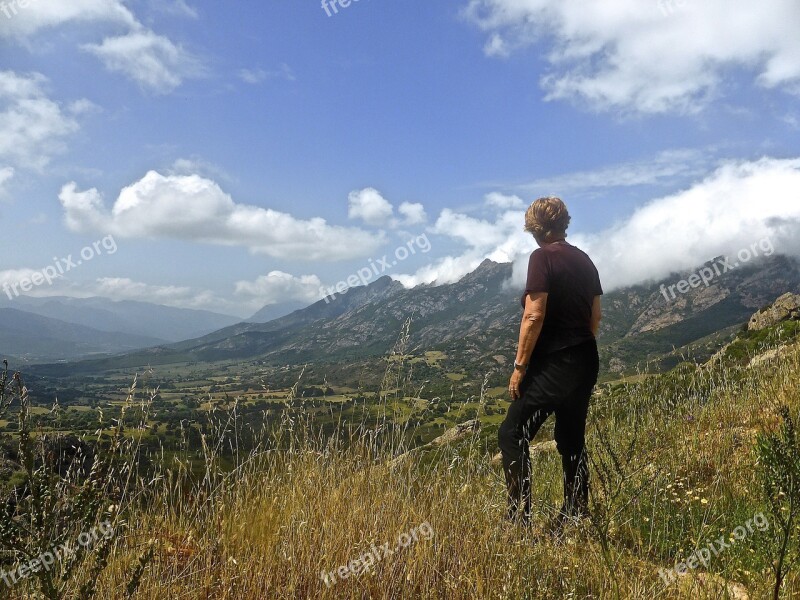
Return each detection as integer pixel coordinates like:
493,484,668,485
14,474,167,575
590,295,602,337
508,293,548,400
515,292,548,368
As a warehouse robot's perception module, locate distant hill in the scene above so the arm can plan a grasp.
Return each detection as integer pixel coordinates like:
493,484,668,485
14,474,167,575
248,300,308,323
28,254,800,378
0,296,240,343
0,308,165,363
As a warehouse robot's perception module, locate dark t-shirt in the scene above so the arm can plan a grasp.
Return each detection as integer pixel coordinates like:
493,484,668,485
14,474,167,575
520,241,603,358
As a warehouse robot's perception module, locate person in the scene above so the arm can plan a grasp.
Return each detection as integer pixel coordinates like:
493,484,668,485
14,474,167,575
498,197,602,528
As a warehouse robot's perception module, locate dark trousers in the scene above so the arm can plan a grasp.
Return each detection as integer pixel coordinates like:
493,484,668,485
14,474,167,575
498,339,599,523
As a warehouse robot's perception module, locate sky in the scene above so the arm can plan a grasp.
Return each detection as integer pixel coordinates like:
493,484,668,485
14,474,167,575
1,0,799,318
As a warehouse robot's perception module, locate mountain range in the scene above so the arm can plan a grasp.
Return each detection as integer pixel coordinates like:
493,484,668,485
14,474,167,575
0,296,240,363
26,253,800,379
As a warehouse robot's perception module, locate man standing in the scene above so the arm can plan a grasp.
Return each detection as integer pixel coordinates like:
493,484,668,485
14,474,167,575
499,197,603,528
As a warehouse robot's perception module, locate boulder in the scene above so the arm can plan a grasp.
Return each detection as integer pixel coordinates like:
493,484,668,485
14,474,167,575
388,419,480,469
491,440,557,466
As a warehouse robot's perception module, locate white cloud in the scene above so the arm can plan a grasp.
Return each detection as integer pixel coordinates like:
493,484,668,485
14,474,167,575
154,0,199,19
238,69,267,85
83,28,203,94
0,71,85,171
394,208,531,286
0,0,201,94
0,268,43,296
465,0,800,114
392,253,491,288
0,0,136,38
93,277,222,310
238,64,295,85
234,271,323,305
484,33,510,57
485,192,524,209
168,157,231,182
348,187,395,227
398,202,427,225
516,149,712,194
0,269,236,313
348,188,428,228
395,157,800,290
58,170,385,261
574,157,800,289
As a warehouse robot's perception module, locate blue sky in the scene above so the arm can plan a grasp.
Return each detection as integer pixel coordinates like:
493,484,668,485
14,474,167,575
1,0,800,317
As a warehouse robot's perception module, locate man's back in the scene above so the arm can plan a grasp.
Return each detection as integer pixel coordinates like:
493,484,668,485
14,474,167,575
521,241,603,357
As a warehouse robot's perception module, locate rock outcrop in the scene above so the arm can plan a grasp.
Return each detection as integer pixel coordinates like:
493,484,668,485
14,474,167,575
388,419,480,469
748,292,800,331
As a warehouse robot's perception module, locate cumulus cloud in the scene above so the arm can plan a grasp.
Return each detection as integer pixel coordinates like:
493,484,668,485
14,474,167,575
485,192,525,209
0,0,201,94
395,157,800,290
394,208,531,286
348,187,395,226
83,29,203,94
348,187,428,228
234,271,323,305
0,0,136,38
58,170,385,261
398,202,427,225
464,0,800,114
0,71,85,171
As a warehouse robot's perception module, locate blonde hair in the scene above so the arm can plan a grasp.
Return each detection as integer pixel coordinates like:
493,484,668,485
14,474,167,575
524,196,571,242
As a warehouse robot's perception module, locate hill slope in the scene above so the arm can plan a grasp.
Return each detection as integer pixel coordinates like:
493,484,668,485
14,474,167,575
0,308,165,362
0,296,240,343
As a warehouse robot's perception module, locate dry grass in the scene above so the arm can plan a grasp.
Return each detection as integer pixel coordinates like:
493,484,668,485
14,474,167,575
7,343,800,599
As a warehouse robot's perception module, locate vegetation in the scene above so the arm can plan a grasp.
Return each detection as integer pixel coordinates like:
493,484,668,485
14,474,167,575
0,317,799,598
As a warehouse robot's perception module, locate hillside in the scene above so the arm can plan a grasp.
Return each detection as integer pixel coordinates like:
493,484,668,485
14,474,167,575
0,308,165,363
4,294,800,599
0,296,240,343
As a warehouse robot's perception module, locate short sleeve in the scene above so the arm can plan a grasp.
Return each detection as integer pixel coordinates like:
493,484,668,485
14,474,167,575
525,249,551,295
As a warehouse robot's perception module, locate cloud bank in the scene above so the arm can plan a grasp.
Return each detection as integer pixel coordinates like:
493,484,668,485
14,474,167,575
465,0,800,114
58,171,385,261
395,157,800,291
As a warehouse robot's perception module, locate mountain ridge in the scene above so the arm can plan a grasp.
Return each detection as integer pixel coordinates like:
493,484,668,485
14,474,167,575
26,254,800,378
